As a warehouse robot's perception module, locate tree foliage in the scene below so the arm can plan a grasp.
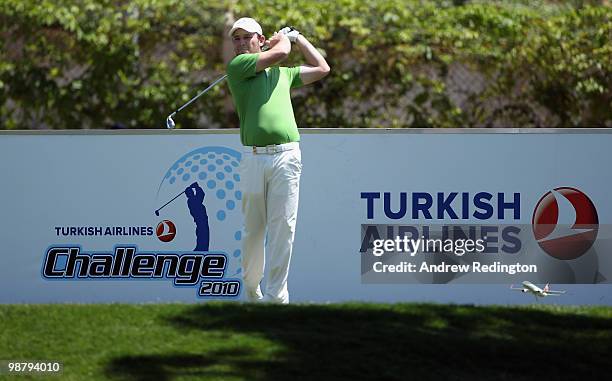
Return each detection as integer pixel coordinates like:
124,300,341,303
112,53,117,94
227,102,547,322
0,0,228,129
0,0,610,128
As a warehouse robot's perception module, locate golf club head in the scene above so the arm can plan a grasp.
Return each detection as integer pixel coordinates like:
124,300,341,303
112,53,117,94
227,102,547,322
166,115,176,129
155,210,160,216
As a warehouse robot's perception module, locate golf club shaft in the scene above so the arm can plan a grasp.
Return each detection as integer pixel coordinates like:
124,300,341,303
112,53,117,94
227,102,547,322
174,74,228,115
155,190,186,215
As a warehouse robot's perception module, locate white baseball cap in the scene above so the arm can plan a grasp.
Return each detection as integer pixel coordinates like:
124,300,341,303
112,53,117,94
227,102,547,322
228,17,263,37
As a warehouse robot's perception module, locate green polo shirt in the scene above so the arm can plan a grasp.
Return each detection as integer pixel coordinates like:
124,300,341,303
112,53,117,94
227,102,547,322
226,53,303,146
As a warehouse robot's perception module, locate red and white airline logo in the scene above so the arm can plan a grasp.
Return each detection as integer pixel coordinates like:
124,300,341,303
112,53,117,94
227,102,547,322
156,220,177,243
532,187,598,260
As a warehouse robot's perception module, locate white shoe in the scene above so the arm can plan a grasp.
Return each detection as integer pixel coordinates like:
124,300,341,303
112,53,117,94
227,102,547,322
245,286,263,302
262,294,289,304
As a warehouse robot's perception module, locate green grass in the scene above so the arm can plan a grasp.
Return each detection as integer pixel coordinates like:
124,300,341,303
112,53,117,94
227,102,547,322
1,303,612,380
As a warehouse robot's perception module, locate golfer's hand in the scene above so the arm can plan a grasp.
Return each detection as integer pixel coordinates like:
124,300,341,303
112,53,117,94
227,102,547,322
266,32,289,49
279,26,300,43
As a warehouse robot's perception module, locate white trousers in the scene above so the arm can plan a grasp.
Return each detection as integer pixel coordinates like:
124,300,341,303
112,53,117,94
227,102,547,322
239,143,302,304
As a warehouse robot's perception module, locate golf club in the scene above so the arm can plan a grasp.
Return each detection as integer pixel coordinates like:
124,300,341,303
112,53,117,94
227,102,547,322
154,189,187,216
165,27,292,129
166,74,228,129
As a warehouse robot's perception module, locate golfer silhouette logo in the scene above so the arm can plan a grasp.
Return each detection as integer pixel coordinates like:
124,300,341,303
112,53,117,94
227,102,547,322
185,182,210,251
154,146,244,277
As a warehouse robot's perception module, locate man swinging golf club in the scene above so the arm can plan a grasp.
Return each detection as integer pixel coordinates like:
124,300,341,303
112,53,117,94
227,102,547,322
227,17,330,303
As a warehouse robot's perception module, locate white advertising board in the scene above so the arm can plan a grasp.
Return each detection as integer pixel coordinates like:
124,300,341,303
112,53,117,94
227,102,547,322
1,129,610,303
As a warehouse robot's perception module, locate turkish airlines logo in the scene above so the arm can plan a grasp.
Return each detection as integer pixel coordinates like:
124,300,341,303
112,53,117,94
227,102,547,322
532,187,598,260
156,220,177,243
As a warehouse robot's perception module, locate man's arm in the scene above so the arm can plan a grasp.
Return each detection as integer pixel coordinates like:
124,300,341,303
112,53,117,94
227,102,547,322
295,35,330,85
256,32,291,72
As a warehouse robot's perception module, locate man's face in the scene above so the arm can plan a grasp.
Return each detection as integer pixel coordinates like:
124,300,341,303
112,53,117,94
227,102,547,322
232,29,264,56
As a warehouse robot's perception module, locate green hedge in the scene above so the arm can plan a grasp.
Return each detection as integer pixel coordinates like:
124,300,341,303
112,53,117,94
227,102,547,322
0,0,610,128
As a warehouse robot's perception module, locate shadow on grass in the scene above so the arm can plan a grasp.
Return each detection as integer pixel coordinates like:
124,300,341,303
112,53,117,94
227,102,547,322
105,303,612,381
